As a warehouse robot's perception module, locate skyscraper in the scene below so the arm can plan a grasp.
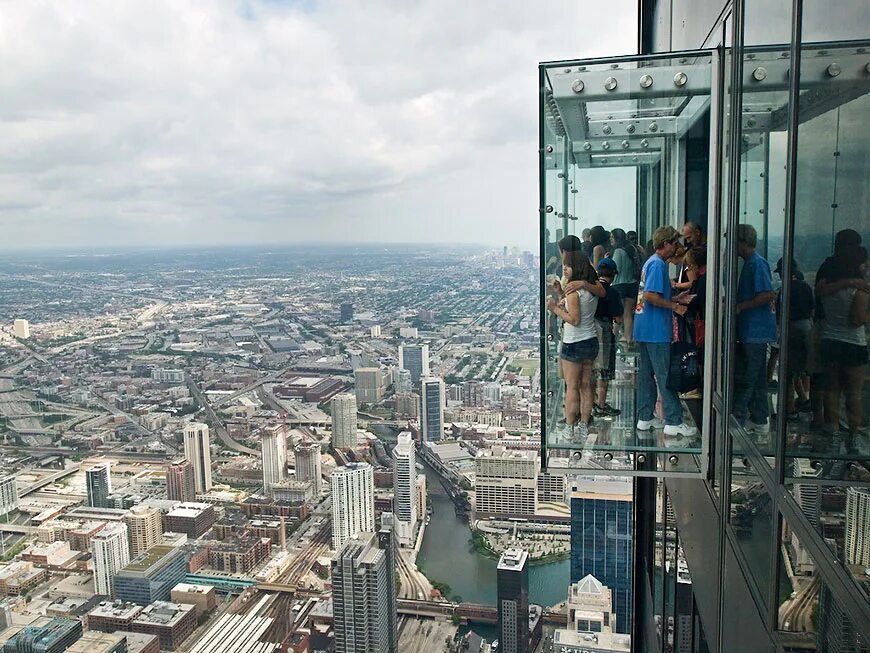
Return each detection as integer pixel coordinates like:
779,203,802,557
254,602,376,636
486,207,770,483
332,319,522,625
845,487,870,568
0,476,19,517
497,548,529,653
331,520,397,653
183,422,212,494
570,477,633,635
91,522,130,597
330,463,374,552
394,368,412,394
392,432,417,546
420,376,445,442
294,442,322,494
462,380,485,407
124,506,163,557
791,459,822,573
398,343,429,386
331,393,358,450
85,463,112,508
12,319,29,340
166,460,196,503
475,447,540,517
261,424,287,493
340,302,353,324
354,367,384,404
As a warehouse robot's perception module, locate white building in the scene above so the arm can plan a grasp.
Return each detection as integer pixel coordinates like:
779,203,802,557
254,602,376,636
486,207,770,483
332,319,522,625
12,320,29,339
845,487,870,568
0,477,18,517
91,522,130,597
420,377,445,442
331,394,358,450
330,463,374,552
392,433,418,546
552,575,631,651
151,368,185,384
294,442,322,494
474,447,540,517
370,325,382,338
261,425,287,493
791,459,821,573
183,422,212,494
124,506,163,557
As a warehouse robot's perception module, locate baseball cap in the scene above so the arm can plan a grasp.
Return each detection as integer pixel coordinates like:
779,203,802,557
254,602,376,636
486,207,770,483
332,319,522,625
598,257,618,273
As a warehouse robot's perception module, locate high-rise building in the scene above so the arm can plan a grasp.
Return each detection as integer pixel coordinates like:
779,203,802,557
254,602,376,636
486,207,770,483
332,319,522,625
462,380,485,407
791,458,822,573
370,325,382,338
845,487,870,568
817,561,869,653
12,319,30,340
86,463,112,509
182,422,212,494
570,477,632,635
394,368,412,393
340,302,353,324
392,432,417,546
331,393,358,450
113,545,189,605
124,506,163,557
394,392,419,419
497,549,529,653
475,447,540,517
331,521,397,653
261,424,287,493
330,463,374,552
166,460,196,503
565,575,616,635
0,476,19,517
294,442,322,494
353,367,384,405
420,376,444,442
398,344,429,386
91,522,130,597
150,368,185,384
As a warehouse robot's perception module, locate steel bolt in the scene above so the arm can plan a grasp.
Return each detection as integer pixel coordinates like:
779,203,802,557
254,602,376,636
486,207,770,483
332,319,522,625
639,74,653,88
604,76,618,91
571,79,585,93
674,71,688,87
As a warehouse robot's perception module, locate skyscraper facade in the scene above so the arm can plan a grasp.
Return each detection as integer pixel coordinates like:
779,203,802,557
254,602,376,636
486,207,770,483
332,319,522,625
398,343,429,386
570,477,632,635
331,393,358,450
294,442,322,494
340,302,353,324
392,432,417,546
261,424,287,493
124,506,163,557
91,522,130,597
0,476,19,517
497,548,529,653
183,422,212,494
331,523,398,653
166,460,196,503
85,463,112,509
353,367,384,405
330,462,374,552
845,487,870,568
420,376,444,442
12,319,29,340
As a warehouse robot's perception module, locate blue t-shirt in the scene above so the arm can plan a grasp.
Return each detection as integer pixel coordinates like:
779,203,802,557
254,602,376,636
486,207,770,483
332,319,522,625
633,254,672,343
737,252,776,343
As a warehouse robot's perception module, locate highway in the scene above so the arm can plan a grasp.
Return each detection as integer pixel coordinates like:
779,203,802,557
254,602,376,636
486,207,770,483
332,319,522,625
186,379,259,456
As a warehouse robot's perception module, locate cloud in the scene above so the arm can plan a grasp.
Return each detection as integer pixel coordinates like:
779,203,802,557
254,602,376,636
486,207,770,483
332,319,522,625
0,0,637,249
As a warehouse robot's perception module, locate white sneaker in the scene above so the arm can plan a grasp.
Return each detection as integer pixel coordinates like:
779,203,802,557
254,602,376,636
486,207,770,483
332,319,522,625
746,420,769,434
664,423,698,437
637,417,665,431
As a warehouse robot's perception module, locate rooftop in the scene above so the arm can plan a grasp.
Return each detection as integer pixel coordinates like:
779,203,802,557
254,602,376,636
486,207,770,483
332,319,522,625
132,601,194,626
88,601,143,620
166,502,213,518
497,548,528,571
122,545,177,573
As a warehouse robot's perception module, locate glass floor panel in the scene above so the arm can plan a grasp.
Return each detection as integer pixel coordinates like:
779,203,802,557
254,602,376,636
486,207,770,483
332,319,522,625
546,346,703,476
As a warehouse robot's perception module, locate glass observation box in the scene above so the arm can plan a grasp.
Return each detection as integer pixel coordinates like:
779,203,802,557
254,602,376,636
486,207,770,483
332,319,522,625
539,43,870,480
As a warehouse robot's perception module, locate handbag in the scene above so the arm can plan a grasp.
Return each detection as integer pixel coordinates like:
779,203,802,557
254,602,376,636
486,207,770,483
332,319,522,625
667,315,701,392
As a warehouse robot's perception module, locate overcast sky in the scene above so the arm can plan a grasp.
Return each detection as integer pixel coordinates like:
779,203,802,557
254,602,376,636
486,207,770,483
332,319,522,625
1,1,636,250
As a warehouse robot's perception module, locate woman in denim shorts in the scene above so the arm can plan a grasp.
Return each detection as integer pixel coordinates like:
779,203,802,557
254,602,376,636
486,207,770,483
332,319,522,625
547,250,600,438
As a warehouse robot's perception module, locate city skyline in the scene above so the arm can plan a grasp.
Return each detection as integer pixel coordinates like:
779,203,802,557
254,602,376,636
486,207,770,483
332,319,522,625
0,1,636,251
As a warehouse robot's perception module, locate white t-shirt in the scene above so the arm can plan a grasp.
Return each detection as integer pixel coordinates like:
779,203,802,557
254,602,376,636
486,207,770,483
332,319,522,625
563,289,598,343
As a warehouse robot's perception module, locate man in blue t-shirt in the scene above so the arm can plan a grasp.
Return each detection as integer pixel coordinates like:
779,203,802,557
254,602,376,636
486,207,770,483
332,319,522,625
734,224,777,434
633,225,698,437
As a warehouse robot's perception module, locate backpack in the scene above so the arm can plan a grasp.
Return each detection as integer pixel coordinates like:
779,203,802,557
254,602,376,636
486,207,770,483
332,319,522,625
596,282,623,320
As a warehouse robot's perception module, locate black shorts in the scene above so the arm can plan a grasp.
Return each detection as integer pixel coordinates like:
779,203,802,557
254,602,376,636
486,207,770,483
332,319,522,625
821,339,869,368
561,338,599,363
612,282,639,302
